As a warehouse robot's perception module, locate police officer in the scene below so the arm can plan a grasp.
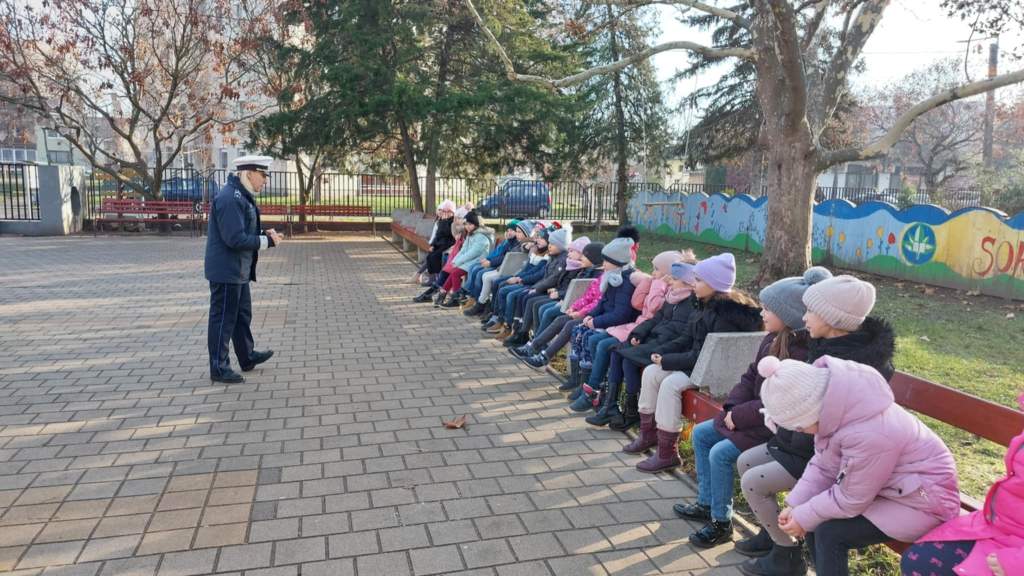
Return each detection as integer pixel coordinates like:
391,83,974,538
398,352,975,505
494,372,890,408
205,155,283,383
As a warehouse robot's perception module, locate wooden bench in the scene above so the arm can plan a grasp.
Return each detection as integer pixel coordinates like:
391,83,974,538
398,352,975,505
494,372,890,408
683,367,1024,553
390,219,433,260
291,204,375,235
95,198,197,235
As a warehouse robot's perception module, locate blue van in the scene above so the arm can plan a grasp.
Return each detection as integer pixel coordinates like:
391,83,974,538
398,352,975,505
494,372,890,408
477,180,551,218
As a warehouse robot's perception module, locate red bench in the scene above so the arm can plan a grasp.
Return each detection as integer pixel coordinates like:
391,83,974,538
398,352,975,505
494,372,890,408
290,204,374,235
684,372,1024,553
95,198,197,235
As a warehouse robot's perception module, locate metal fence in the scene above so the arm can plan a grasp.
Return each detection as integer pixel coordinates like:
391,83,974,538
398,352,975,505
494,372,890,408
80,166,992,226
0,163,40,221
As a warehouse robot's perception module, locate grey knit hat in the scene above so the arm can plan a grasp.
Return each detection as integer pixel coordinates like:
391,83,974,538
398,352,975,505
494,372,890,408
802,275,877,332
759,266,833,329
516,220,534,236
602,237,634,267
548,228,571,252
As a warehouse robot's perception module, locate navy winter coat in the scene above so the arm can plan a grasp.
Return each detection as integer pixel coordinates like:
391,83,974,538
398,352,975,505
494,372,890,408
589,268,640,329
205,175,266,284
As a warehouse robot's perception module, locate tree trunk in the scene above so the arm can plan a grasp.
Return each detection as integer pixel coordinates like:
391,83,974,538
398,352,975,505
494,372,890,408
607,5,629,224
398,117,424,212
424,24,455,215
759,128,818,284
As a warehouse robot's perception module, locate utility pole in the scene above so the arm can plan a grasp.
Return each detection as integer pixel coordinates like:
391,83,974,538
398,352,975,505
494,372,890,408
983,38,998,168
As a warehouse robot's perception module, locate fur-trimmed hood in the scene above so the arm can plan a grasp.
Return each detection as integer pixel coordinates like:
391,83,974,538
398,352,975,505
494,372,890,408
698,294,763,333
808,316,896,380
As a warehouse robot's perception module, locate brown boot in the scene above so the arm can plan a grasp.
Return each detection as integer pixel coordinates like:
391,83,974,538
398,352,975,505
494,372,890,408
622,413,657,454
495,327,513,341
461,297,477,310
486,322,506,334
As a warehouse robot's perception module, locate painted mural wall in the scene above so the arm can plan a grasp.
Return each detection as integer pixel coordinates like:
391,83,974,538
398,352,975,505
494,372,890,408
629,190,1024,300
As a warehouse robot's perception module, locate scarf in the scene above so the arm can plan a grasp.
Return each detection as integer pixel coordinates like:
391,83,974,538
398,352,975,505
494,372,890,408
566,257,583,271
600,264,632,292
665,285,693,304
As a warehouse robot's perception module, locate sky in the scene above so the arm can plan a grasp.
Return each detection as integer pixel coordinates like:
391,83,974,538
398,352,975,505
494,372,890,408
651,0,1023,131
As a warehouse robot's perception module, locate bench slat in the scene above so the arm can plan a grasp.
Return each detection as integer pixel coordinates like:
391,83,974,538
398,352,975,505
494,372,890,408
890,372,1024,446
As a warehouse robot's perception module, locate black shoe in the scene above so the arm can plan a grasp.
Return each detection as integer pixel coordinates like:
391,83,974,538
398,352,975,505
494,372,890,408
433,291,447,307
689,520,733,549
739,544,808,576
511,344,535,358
584,405,620,427
211,370,245,384
610,392,640,431
413,287,438,303
464,302,486,317
481,316,499,331
522,352,548,369
673,502,711,521
503,332,528,348
735,528,773,558
241,350,274,372
441,295,461,308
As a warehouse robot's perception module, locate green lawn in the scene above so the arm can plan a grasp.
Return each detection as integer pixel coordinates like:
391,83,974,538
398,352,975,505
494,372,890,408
578,229,1023,575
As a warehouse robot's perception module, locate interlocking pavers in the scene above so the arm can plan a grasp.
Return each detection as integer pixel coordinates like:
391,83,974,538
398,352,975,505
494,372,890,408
0,235,731,575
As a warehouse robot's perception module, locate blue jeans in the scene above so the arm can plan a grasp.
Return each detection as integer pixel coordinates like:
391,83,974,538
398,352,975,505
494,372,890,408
504,288,533,324
536,302,562,335
692,420,741,522
496,284,527,318
464,262,485,294
584,332,620,388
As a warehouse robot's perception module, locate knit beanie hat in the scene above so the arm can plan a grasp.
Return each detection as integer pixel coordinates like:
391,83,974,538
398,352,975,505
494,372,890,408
569,236,590,254
802,275,877,332
516,220,534,236
464,210,480,229
670,261,697,285
652,251,683,276
582,242,605,266
758,356,830,432
759,267,833,330
602,237,634,267
548,228,571,252
507,218,521,231
694,253,736,293
454,207,468,220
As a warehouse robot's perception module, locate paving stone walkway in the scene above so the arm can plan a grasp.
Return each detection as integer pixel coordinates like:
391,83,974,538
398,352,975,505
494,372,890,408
0,234,746,575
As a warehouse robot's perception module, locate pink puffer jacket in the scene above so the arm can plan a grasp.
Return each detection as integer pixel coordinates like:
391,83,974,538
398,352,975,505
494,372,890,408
786,356,961,543
607,274,667,342
570,272,604,315
914,396,1024,575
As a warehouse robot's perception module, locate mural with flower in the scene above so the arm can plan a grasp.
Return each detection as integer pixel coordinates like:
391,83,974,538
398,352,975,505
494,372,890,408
629,190,1024,300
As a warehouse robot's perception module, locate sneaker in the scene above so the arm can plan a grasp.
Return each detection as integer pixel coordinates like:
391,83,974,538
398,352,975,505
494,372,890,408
673,502,711,521
511,344,534,358
522,352,548,370
569,392,594,412
689,520,733,549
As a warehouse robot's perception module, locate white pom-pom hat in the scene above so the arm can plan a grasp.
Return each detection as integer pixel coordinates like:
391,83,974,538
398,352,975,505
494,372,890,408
758,356,830,432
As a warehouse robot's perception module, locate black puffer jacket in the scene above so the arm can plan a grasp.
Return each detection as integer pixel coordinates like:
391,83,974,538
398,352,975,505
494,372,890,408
430,217,455,251
767,316,897,478
617,294,699,367
554,266,600,300
654,294,763,374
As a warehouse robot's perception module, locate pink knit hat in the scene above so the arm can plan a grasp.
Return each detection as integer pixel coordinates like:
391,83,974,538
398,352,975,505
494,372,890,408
569,236,591,254
758,356,830,432
437,200,456,213
694,253,736,293
802,275,876,332
652,251,684,276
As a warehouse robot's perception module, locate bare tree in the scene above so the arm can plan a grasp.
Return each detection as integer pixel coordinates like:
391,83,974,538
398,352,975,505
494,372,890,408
861,59,985,198
463,0,1024,282
0,0,270,198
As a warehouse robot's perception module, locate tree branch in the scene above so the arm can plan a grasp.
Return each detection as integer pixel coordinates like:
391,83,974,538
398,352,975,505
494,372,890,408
819,68,1024,168
462,0,752,90
591,0,750,28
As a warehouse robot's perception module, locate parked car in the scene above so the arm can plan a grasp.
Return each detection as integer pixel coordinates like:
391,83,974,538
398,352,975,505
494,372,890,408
160,176,217,202
477,179,551,218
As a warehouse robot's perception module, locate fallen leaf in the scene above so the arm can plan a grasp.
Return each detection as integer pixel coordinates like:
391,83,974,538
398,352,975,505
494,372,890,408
894,282,905,289
923,287,936,295
442,415,467,429
966,290,981,297
919,335,930,342
1007,313,1016,320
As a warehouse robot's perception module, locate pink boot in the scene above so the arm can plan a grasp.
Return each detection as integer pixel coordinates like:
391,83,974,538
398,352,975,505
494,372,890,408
635,430,681,473
622,413,657,454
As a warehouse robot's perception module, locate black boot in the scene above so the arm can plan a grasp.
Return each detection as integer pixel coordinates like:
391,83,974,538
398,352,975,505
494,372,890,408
479,303,494,323
735,528,773,558
609,392,640,431
464,302,486,317
503,331,529,348
413,286,438,303
585,379,621,427
689,519,733,549
441,294,461,308
433,290,447,307
558,360,580,391
739,543,808,576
